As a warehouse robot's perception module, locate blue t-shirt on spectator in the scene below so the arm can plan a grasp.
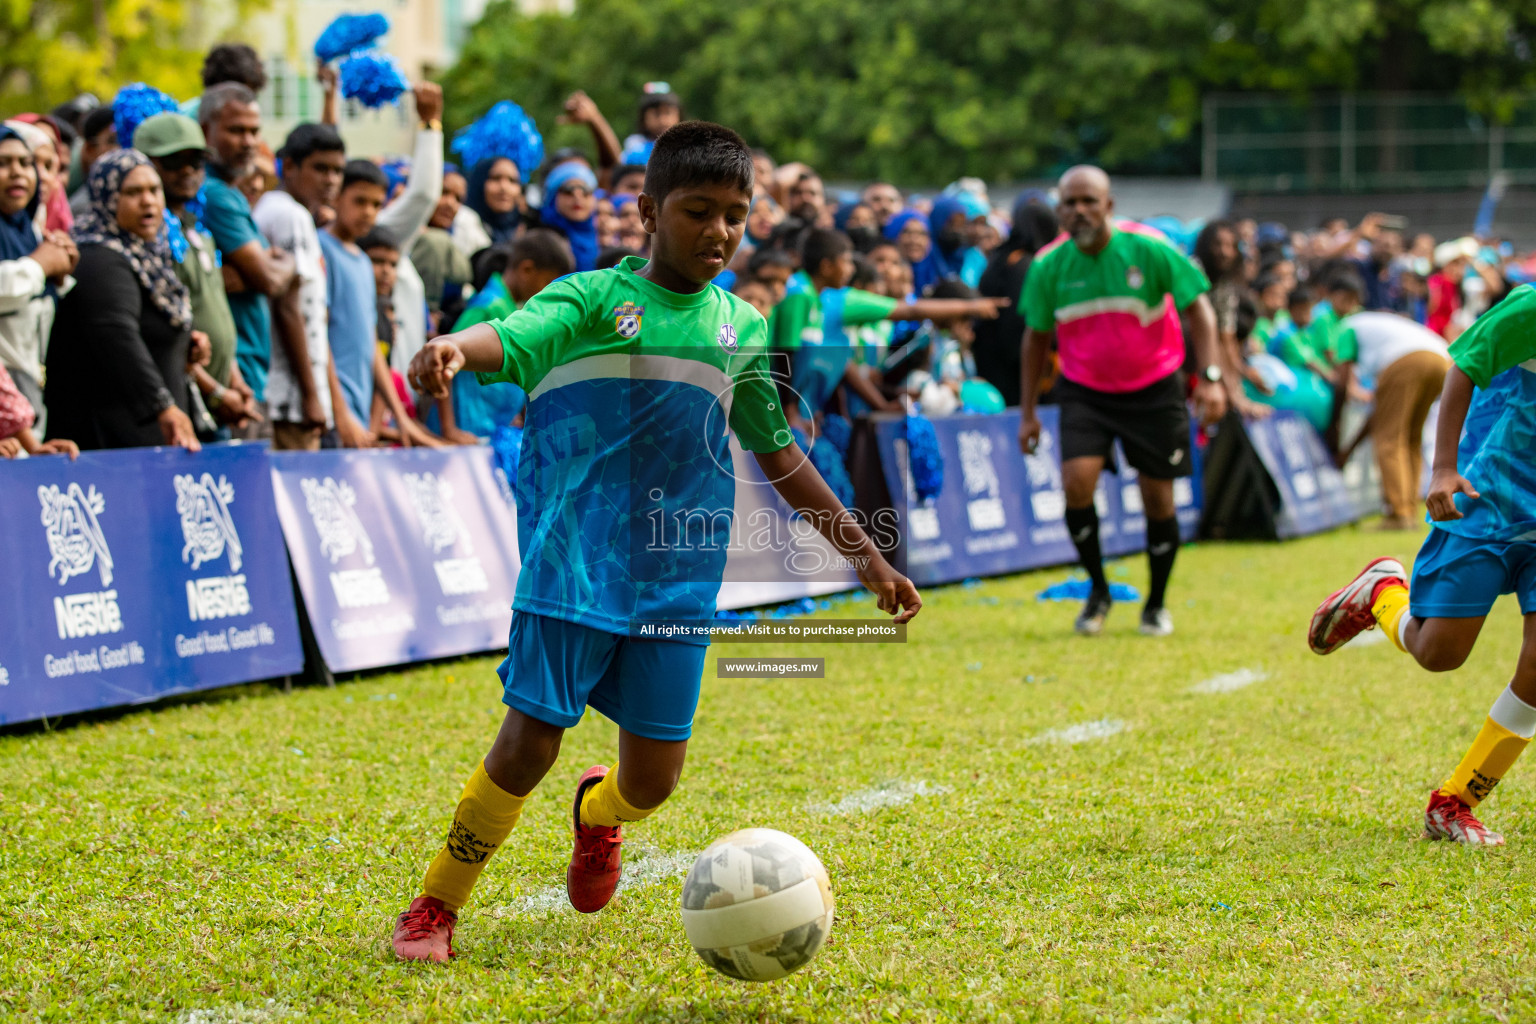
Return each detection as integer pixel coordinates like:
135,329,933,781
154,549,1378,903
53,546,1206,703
201,174,272,403
318,231,378,426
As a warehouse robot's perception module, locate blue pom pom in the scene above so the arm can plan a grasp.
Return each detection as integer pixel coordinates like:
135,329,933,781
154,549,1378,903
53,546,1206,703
904,414,944,502
315,12,390,63
820,413,851,458
490,424,523,486
113,83,180,152
339,51,409,109
451,101,544,179
1036,579,1142,603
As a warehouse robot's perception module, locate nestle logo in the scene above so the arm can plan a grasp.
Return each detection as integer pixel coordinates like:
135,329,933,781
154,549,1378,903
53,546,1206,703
54,590,123,639
186,575,253,621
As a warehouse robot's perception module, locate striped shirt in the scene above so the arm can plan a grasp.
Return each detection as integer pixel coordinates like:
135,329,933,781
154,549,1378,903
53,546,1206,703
1021,220,1210,393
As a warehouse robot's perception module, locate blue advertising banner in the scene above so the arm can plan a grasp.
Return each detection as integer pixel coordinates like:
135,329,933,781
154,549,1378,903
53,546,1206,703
0,443,303,725
872,409,1204,587
270,446,522,674
1245,410,1362,538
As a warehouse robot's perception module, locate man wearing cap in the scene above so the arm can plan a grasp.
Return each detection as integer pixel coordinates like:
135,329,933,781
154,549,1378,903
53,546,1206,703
134,112,257,432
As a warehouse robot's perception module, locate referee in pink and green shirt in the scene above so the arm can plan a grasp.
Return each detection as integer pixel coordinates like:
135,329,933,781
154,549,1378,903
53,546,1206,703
1018,165,1228,638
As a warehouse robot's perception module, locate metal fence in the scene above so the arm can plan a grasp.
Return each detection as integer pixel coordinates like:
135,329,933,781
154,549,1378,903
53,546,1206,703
1202,93,1536,192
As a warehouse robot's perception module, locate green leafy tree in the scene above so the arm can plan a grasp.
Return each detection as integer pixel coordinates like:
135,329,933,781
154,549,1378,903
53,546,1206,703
0,0,268,113
444,0,1536,183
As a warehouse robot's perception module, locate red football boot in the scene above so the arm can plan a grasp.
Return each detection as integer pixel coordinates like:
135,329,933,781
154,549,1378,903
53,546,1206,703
1308,556,1406,654
392,895,456,962
1425,790,1505,846
566,764,623,913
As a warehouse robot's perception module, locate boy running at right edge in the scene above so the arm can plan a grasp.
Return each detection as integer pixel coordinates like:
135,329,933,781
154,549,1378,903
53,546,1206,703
392,122,921,961
1309,285,1536,846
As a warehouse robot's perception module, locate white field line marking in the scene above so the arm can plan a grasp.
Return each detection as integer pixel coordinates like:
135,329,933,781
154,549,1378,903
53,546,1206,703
1190,668,1268,694
496,843,694,916
176,1002,294,1024
1028,719,1128,745
808,780,952,816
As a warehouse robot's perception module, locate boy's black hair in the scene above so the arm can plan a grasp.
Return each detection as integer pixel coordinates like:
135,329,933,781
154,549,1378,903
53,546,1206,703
1325,268,1366,300
278,123,344,167
642,121,754,209
748,246,796,276
927,278,977,301
511,228,577,274
848,253,879,290
341,158,389,193
358,229,400,253
594,245,638,271
81,105,116,143
765,218,811,258
1287,285,1313,307
1253,273,1282,294
800,229,852,277
202,43,267,91
1235,295,1258,342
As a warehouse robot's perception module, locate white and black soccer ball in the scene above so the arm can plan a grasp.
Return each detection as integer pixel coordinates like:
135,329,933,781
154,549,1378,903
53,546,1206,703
680,828,835,982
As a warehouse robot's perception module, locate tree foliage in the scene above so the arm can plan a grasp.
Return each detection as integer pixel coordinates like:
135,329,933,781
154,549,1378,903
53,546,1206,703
0,0,267,113
443,0,1536,184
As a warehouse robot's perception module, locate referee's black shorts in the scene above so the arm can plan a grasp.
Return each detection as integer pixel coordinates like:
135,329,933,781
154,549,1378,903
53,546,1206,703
1054,371,1193,479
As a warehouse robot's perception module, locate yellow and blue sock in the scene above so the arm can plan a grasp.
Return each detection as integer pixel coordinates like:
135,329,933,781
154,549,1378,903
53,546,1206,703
421,760,528,913
579,763,658,828
1440,686,1536,807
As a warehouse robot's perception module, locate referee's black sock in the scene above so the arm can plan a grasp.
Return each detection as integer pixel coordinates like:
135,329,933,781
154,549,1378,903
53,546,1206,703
1064,505,1109,595
1145,515,1181,611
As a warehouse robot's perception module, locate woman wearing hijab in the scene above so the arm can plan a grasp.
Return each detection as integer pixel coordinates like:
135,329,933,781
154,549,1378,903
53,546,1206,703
464,156,523,250
972,196,1059,406
537,160,599,272
46,148,200,450
926,194,988,289
0,125,76,431
11,114,74,234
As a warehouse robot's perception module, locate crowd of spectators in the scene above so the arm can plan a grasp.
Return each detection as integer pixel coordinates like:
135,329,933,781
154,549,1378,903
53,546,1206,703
0,42,1520,532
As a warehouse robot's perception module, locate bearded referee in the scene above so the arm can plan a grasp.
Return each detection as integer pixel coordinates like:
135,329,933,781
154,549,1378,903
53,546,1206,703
1018,166,1227,637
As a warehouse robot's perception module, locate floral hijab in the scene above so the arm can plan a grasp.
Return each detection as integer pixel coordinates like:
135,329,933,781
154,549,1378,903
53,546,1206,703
72,148,191,333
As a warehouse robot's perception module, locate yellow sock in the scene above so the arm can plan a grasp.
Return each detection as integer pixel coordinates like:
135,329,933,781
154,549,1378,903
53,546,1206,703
1371,583,1411,653
421,760,527,913
1439,716,1531,807
579,764,658,828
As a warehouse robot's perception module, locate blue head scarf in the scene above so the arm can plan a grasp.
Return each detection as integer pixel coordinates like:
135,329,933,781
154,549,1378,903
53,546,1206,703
466,157,521,246
883,208,942,293
926,196,972,280
539,161,599,272
0,126,40,264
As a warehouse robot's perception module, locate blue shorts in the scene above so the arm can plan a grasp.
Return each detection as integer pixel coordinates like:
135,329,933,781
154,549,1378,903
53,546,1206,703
1410,528,1536,619
497,612,707,741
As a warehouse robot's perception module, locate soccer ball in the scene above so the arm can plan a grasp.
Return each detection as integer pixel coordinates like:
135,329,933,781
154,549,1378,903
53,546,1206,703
680,828,835,982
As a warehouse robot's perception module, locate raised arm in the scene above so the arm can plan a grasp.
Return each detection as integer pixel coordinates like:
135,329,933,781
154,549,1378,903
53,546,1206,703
374,83,445,246
560,90,623,173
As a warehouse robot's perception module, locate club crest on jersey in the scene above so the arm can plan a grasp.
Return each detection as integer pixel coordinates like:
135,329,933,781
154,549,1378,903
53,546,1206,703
613,301,645,339
716,323,738,352
1126,265,1144,289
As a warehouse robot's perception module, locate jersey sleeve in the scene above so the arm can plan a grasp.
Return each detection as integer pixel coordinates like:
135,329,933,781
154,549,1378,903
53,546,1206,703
1154,239,1210,309
728,315,793,453
1331,324,1359,364
477,278,590,390
769,292,812,351
840,288,900,325
1020,255,1056,332
1448,285,1536,388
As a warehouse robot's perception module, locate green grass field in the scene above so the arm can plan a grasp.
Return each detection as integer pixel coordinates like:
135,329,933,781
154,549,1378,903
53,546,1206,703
5,523,1536,1023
